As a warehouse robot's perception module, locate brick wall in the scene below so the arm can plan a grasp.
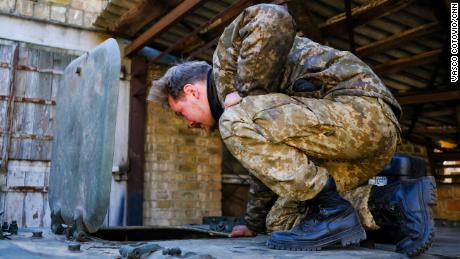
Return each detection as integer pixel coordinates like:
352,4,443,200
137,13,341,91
143,64,222,226
0,0,108,29
432,185,460,221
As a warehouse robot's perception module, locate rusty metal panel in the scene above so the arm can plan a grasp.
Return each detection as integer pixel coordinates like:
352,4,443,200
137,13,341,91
49,38,120,233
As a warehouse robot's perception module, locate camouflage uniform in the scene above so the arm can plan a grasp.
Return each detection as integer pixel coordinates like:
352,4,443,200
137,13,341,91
212,4,401,232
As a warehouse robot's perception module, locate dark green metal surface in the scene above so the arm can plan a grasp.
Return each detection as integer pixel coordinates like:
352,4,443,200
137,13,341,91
48,38,120,234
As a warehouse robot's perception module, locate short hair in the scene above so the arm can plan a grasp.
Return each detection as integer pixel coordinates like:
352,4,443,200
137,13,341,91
147,61,211,107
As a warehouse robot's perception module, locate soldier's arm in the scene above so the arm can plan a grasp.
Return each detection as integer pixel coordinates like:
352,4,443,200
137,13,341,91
244,174,278,233
293,38,380,94
213,4,296,99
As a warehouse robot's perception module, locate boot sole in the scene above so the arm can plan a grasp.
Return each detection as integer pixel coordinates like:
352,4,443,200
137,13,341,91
425,176,437,206
267,224,367,251
400,176,436,257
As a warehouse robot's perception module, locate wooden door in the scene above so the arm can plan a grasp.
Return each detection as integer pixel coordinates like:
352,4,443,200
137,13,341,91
0,39,79,227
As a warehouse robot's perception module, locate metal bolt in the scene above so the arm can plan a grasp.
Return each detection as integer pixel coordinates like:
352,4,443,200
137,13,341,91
73,230,86,242
8,220,18,235
68,243,81,252
163,247,182,256
2,222,8,232
32,231,43,238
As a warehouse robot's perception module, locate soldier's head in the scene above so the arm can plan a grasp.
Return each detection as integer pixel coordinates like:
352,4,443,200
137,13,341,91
148,61,216,132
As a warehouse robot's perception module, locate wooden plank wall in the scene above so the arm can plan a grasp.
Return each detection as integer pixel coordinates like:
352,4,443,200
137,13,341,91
0,39,15,224
0,39,79,227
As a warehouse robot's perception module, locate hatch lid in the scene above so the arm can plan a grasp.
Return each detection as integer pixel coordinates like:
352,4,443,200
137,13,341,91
48,38,120,233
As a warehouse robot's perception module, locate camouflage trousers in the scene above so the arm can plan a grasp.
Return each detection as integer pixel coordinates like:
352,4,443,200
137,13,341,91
219,93,400,231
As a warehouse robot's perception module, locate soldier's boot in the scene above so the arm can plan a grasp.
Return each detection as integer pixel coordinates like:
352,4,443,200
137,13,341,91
368,176,437,257
267,176,366,251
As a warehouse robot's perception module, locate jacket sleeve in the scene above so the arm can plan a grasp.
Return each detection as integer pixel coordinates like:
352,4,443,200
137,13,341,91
245,174,278,233
213,4,296,102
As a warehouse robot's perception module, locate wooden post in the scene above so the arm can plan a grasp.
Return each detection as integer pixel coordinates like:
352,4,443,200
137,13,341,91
127,56,147,225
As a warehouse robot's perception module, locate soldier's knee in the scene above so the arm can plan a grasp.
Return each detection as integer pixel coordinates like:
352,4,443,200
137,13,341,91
218,105,249,138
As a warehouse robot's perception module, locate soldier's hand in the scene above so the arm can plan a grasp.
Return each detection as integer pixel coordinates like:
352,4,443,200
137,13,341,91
224,91,242,108
230,225,256,237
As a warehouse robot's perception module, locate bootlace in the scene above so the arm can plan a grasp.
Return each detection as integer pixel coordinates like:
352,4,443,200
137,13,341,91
296,203,325,232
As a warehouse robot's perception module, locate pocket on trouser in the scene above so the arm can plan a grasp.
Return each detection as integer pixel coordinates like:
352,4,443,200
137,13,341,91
240,93,341,144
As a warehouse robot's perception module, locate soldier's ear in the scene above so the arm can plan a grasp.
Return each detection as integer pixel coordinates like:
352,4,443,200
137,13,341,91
183,84,199,98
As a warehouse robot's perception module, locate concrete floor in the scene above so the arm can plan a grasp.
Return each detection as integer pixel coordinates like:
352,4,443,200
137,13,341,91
417,224,460,258
0,225,459,258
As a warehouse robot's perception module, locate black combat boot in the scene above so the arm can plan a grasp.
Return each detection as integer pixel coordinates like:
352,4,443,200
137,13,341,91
368,176,437,257
267,176,366,251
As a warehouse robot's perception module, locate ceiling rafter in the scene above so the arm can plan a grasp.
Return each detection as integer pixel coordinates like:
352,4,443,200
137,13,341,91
356,22,441,57
125,0,211,57
150,0,254,63
112,0,169,36
395,88,460,105
319,0,414,34
187,36,220,60
372,49,441,75
404,43,448,138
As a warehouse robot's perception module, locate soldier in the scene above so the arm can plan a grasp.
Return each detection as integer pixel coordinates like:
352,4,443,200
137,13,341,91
148,4,435,256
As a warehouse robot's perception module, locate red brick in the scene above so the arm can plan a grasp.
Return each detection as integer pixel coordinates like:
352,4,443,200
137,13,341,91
437,186,453,198
452,187,460,198
446,199,460,212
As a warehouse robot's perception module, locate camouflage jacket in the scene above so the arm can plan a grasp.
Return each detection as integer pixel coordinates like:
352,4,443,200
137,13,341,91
212,4,401,119
212,4,402,233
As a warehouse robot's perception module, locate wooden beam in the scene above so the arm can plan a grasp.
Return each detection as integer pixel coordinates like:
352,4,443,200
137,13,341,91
413,125,458,134
432,152,460,162
151,0,253,62
356,22,441,57
395,88,460,105
286,0,324,43
125,0,209,57
111,0,169,37
372,49,442,75
456,105,460,143
423,107,456,117
319,0,413,34
127,56,147,225
404,46,445,137
344,0,356,53
187,36,219,59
